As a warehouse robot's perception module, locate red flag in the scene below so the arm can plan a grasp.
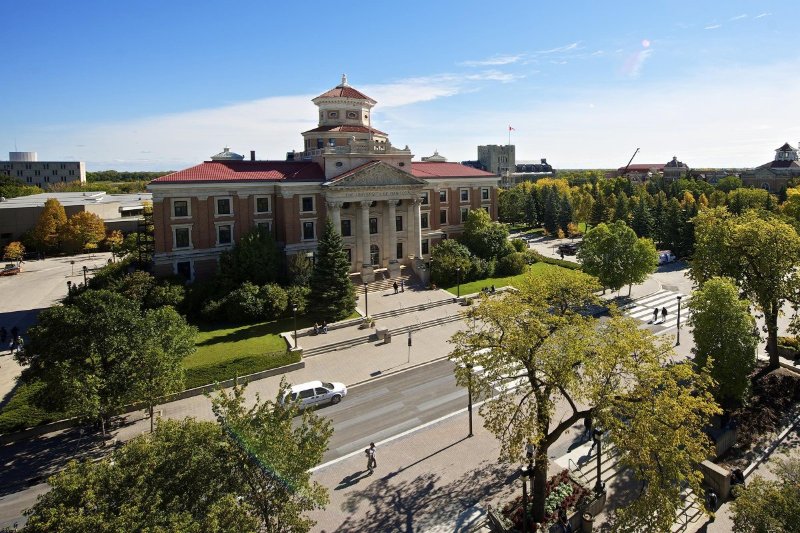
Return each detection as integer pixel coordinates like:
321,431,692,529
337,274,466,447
509,125,515,131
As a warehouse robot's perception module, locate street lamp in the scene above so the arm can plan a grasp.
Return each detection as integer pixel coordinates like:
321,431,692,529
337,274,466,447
364,282,369,318
520,465,532,533
292,304,298,349
456,266,462,300
82,265,88,285
70,260,75,276
592,428,605,494
676,295,683,346
466,362,474,437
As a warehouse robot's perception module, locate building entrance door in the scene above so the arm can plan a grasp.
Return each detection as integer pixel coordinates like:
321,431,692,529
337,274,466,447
370,244,380,266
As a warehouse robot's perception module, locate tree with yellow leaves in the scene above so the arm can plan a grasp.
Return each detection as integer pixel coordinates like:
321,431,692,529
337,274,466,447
30,198,67,251
59,211,106,254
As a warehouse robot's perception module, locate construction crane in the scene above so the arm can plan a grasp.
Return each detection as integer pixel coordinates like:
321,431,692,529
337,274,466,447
621,148,640,175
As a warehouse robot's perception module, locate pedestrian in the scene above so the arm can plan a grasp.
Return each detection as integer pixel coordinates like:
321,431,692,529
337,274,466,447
0,326,6,345
393,281,398,294
313,323,319,335
400,279,404,292
10,326,18,340
560,251,565,260
706,489,718,513
15,336,23,354
661,306,668,322
365,442,377,474
582,415,592,442
491,284,496,293
652,308,659,323
321,320,328,334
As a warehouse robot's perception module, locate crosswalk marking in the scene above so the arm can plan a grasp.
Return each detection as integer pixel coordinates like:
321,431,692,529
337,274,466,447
624,289,690,331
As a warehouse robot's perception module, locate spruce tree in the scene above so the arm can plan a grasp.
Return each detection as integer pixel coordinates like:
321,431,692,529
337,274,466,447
541,186,560,235
589,188,606,227
557,193,573,234
630,196,654,238
309,219,356,321
614,192,630,223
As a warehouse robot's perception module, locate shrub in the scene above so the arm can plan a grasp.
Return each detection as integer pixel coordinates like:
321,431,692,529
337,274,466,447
496,252,527,276
286,285,310,315
223,282,263,323
525,249,582,270
468,256,492,281
511,238,527,252
259,283,288,319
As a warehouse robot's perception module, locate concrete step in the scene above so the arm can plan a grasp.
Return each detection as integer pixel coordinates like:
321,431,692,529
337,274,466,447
370,298,454,320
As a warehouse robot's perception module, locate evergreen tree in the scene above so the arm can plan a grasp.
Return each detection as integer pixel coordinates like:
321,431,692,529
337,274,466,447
662,197,683,254
678,200,698,257
614,191,630,223
589,187,606,226
778,184,788,204
652,192,667,247
557,193,573,234
630,196,654,238
309,219,356,321
541,186,560,235
524,192,539,227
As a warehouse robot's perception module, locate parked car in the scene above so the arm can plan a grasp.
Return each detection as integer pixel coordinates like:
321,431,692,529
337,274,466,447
657,250,676,265
557,243,580,256
0,263,20,276
282,380,347,409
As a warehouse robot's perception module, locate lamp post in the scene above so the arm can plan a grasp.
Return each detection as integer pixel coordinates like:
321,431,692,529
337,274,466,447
520,465,532,533
82,265,88,285
70,260,75,276
364,282,369,318
456,266,462,300
592,428,605,494
292,304,298,350
466,362,474,437
676,295,683,346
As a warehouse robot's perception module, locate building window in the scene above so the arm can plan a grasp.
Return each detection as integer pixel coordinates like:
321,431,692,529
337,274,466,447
460,207,469,223
345,248,352,262
69,170,75,176
60,164,66,169
460,188,470,202
341,219,352,236
255,196,270,213
328,138,336,147
26,177,32,183
396,215,403,231
483,206,491,214
481,187,490,201
421,239,429,255
217,224,232,245
52,170,57,175
421,212,429,229
45,176,50,183
328,111,338,119
396,242,403,260
303,221,315,240
421,192,429,205
61,176,66,182
369,217,378,234
173,227,191,249
34,170,40,176
301,196,315,212
439,190,447,202
317,138,324,149
175,261,192,281
439,209,448,225
216,197,232,216
256,220,272,232
173,200,189,218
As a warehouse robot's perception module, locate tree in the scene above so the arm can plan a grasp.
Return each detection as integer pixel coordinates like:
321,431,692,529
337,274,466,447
449,268,719,528
730,455,800,532
630,196,654,238
104,230,124,261
219,226,279,286
23,381,333,533
540,186,560,235
613,191,630,223
577,221,658,294
30,198,67,251
557,193,573,234
691,208,800,368
687,277,758,408
3,241,25,264
498,186,527,224
309,219,356,321
59,211,106,254
19,289,195,433
430,239,472,287
460,209,511,259
715,175,743,193
129,306,195,432
287,253,313,286
589,187,607,226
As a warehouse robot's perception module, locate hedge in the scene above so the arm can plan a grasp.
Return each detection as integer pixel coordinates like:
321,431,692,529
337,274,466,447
525,249,582,270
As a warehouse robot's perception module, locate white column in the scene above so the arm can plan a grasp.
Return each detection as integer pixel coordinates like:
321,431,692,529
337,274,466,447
409,198,422,258
360,201,371,267
387,200,397,263
328,201,341,233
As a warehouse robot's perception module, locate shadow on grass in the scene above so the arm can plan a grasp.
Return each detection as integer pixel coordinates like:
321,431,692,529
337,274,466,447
195,316,319,347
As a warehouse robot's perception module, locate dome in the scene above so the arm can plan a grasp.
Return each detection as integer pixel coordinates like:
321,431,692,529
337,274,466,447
210,147,245,161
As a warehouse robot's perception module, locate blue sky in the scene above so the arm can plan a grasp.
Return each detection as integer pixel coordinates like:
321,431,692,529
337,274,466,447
2,1,797,171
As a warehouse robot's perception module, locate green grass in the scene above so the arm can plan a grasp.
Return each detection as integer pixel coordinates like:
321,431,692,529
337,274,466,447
0,381,66,434
443,262,561,295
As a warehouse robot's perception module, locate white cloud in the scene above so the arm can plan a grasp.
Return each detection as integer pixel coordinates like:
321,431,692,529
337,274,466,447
459,54,523,67
729,14,747,21
755,12,771,18
704,24,722,30
535,42,580,54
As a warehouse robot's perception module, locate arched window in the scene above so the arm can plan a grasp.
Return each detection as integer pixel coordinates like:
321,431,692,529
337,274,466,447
761,182,771,191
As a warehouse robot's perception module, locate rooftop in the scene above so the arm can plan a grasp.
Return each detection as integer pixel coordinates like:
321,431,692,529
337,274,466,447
411,161,496,178
150,161,326,184
313,75,376,103
0,191,151,209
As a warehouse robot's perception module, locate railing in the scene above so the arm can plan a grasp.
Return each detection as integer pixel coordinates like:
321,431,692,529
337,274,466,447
304,141,411,158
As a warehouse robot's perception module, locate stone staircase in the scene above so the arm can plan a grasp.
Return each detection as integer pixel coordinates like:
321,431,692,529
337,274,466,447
350,267,418,293
302,312,463,357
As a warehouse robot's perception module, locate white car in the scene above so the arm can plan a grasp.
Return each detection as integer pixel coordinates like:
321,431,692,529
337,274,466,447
657,250,676,265
283,380,347,408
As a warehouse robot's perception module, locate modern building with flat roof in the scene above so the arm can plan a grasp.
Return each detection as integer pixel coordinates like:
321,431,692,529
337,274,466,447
0,191,151,246
1,152,86,188
148,76,500,283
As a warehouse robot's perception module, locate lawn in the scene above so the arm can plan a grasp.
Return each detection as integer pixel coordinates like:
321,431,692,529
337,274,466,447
443,262,561,295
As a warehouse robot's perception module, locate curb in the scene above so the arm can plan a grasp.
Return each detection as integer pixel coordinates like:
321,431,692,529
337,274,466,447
346,355,451,389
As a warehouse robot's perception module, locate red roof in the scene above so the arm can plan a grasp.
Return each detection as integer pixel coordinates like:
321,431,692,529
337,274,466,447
302,125,387,136
411,162,496,178
315,85,374,101
150,161,325,184
618,163,666,172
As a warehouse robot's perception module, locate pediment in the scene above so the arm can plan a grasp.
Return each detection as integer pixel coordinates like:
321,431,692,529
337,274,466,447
326,161,426,188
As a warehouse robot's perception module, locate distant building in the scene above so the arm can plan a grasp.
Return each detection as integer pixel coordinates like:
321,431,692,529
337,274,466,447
0,152,86,188
0,191,150,246
478,145,515,185
740,142,800,191
663,156,690,181
616,163,666,182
